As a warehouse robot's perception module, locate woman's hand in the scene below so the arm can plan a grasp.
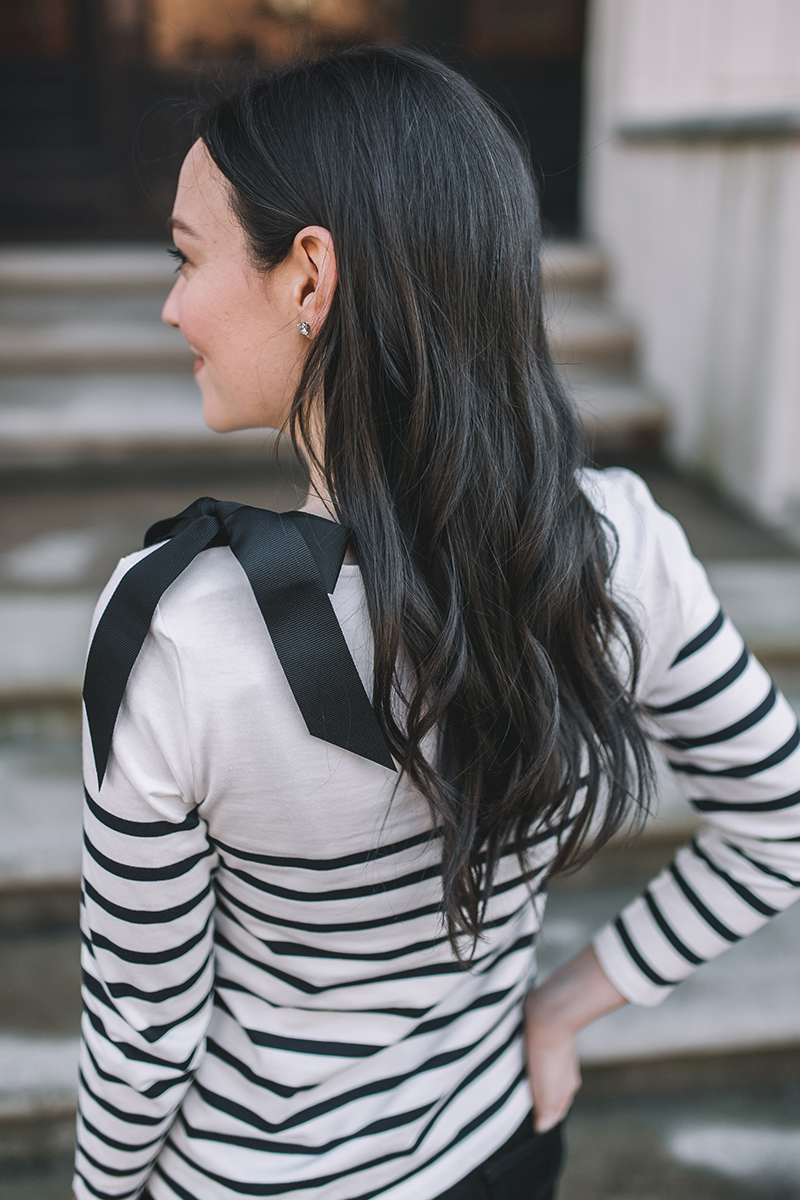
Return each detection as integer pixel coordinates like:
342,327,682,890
524,944,627,1132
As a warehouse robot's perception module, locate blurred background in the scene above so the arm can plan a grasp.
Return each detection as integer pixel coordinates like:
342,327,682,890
2,1,800,1197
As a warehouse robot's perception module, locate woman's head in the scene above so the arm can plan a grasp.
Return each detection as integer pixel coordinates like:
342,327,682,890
176,45,652,949
166,45,548,448
162,140,337,433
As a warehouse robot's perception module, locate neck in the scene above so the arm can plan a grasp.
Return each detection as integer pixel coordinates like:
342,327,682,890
299,460,359,565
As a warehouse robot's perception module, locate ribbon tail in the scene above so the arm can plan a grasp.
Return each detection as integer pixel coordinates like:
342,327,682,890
83,514,223,787
227,508,396,772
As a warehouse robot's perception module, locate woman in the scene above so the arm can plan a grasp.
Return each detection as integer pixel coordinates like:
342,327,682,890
73,46,800,1200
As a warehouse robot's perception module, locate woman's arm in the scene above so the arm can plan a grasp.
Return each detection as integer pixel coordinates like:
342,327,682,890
74,565,216,1200
524,946,626,1131
527,471,800,1128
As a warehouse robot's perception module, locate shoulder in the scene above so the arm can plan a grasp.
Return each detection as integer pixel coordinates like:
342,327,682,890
90,539,251,648
579,465,673,547
578,467,719,693
578,466,699,595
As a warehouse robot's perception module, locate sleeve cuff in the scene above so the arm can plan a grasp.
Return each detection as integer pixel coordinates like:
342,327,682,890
592,923,677,1008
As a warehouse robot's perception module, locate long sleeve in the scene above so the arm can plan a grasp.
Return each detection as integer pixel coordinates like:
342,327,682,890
589,470,800,1006
74,555,217,1199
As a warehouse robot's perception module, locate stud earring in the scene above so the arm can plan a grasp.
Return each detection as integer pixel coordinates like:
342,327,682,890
297,321,311,337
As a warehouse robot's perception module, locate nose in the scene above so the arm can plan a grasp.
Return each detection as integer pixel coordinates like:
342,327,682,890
161,277,183,329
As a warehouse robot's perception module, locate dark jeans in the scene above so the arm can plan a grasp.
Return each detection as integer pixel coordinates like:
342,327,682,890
141,1117,562,1200
434,1116,563,1200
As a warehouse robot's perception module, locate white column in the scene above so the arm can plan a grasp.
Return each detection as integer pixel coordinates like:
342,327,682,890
582,0,800,538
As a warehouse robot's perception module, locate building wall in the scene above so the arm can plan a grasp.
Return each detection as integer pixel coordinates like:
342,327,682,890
582,0,800,535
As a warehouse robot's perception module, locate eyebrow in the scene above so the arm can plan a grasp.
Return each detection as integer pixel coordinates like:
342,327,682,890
167,216,198,238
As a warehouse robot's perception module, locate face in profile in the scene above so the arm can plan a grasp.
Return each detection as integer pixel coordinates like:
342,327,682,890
162,139,334,436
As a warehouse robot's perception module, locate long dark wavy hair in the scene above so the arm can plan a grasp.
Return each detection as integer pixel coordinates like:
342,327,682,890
198,45,654,951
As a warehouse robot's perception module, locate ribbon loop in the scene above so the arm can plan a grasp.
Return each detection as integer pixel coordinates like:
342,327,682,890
83,498,395,787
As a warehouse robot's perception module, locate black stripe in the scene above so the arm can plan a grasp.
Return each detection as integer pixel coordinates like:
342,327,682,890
671,608,724,666
689,839,779,917
192,1001,522,1141
83,877,213,924
211,827,440,871
330,1070,528,1200
78,1068,167,1128
643,889,705,966
78,1111,164,1155
72,1167,142,1200
84,1003,199,1073
205,1035,313,1100
214,881,443,934
648,646,748,715
409,987,516,1038
693,788,800,813
255,932,450,962
227,861,440,903
614,916,681,986
217,897,528,968
138,990,212,1044
75,1142,151,1179
724,840,800,888
84,972,206,1065
83,1037,191,1101
725,840,800,887
246,1029,383,1058
106,951,213,1003
83,831,214,882
673,724,800,778
210,824,557,873
663,684,777,750
669,862,741,942
84,788,201,837
86,912,213,964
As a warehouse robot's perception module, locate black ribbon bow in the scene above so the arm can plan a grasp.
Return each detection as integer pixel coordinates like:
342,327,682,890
82,497,396,786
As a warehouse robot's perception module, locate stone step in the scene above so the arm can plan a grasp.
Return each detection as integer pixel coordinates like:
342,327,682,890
0,245,175,294
0,371,659,475
0,374,286,471
0,593,95,707
0,739,82,889
0,320,191,373
0,242,609,296
541,241,608,293
0,1035,78,1124
706,561,800,661
567,372,667,448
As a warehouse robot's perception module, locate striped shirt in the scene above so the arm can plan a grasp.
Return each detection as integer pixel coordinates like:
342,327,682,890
74,468,800,1200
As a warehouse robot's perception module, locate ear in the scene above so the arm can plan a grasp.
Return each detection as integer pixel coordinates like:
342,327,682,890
291,226,337,335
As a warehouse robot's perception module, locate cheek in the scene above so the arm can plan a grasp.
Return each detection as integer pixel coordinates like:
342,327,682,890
176,285,216,353
180,279,254,368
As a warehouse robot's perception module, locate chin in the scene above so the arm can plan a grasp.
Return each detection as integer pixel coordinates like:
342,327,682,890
200,380,283,433
201,388,239,433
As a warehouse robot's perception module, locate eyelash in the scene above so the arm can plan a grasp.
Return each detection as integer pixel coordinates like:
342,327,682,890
167,246,188,272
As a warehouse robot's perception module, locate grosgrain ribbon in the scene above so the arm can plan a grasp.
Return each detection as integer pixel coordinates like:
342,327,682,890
82,497,396,786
